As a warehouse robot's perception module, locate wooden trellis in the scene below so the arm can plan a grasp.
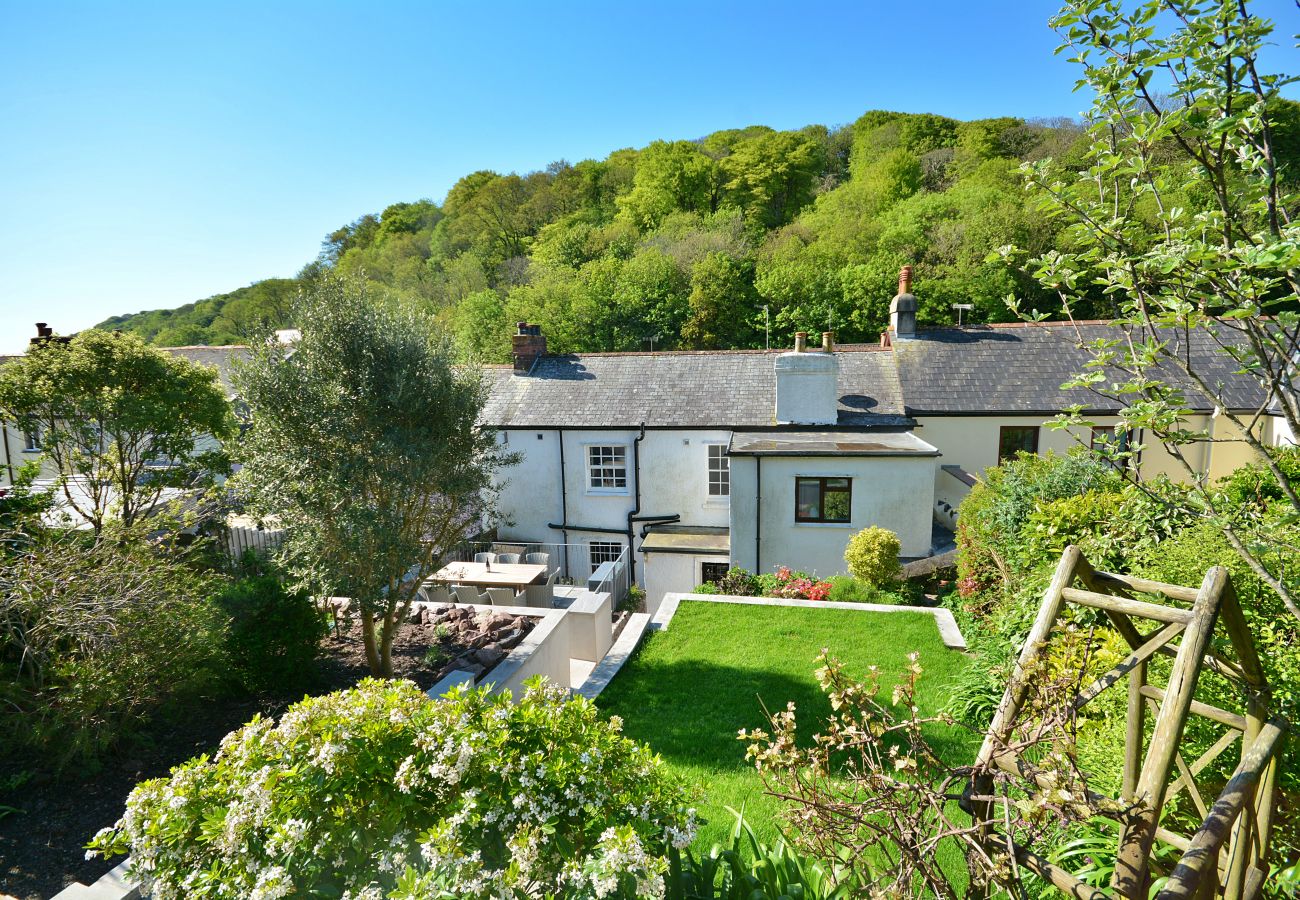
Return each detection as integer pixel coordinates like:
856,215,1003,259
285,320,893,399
969,545,1287,899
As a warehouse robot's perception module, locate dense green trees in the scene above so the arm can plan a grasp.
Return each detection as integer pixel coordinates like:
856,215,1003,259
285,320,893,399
232,275,511,676
96,99,1300,360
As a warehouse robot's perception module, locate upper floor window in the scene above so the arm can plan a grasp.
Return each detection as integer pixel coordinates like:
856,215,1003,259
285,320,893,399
795,477,852,524
998,426,1039,463
22,427,40,452
707,444,729,497
586,444,627,492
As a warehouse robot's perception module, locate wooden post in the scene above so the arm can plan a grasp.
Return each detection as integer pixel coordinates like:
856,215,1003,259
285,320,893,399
1125,658,1146,801
1111,566,1228,899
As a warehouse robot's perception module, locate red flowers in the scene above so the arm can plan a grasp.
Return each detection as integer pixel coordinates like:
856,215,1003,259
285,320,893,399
771,567,832,602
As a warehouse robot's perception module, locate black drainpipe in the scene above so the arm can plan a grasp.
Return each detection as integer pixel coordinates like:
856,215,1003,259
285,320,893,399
627,422,647,584
556,427,569,579
754,455,762,573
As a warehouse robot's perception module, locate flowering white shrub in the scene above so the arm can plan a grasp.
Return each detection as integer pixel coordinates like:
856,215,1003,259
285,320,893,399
88,677,695,899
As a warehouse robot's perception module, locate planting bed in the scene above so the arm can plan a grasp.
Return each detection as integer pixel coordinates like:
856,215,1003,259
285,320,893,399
2,607,537,900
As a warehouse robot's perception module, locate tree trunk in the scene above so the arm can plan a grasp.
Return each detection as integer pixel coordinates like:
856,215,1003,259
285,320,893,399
379,609,395,678
359,606,382,676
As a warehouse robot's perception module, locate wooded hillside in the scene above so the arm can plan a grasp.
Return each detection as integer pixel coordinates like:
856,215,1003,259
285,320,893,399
96,104,1300,359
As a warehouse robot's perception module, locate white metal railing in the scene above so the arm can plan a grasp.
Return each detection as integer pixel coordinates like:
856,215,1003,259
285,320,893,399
448,540,630,603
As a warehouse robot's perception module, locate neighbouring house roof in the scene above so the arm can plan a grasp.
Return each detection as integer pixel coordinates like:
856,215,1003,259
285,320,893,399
480,349,909,429
728,429,940,457
162,345,250,393
893,322,1269,416
0,344,248,396
640,525,731,555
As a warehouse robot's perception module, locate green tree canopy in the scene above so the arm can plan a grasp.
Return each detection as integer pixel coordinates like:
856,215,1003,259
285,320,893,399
0,330,234,534
233,275,511,675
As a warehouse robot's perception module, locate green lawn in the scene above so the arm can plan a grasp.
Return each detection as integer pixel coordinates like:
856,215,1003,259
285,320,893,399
596,600,977,850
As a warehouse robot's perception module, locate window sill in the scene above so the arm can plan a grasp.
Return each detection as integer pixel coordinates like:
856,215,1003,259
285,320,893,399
585,488,630,497
704,497,730,507
20,448,42,454
793,521,854,529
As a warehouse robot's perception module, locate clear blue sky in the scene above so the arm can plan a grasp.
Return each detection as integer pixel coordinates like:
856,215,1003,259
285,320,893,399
1,1,1296,353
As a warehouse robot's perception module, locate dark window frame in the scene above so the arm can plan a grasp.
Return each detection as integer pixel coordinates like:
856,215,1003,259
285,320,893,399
700,561,730,585
997,426,1040,463
794,476,853,524
22,427,40,452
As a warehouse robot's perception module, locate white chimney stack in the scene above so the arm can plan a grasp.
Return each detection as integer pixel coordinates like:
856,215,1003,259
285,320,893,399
775,331,839,425
890,265,918,339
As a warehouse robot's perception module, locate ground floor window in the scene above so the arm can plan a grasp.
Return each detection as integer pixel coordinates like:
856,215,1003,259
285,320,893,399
700,561,730,585
794,477,852,523
22,427,40,451
998,425,1039,463
589,540,623,573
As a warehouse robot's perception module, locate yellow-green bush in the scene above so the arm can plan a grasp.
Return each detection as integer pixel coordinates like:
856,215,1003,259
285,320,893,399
843,527,901,586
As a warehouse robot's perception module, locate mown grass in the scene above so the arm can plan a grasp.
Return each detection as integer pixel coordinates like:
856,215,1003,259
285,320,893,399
596,600,978,850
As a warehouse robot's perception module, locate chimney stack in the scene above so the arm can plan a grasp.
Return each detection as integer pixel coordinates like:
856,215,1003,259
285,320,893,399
775,331,839,425
889,265,918,339
511,323,547,374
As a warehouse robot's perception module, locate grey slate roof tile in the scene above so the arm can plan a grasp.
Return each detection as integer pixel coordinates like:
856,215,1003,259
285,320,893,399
480,350,907,428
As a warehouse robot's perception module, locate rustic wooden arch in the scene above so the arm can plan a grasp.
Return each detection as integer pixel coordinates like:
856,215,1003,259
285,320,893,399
969,545,1287,899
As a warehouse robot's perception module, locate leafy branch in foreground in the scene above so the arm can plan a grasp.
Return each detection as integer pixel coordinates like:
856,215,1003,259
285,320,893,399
742,644,1109,899
1000,0,1300,624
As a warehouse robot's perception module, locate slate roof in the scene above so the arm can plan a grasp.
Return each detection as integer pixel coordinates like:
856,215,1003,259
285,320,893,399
893,322,1269,415
480,349,908,428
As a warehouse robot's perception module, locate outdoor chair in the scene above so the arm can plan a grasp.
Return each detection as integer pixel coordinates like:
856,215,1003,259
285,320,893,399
486,587,518,606
496,553,521,564
523,571,558,609
525,552,550,569
473,552,495,564
423,585,451,606
453,584,483,604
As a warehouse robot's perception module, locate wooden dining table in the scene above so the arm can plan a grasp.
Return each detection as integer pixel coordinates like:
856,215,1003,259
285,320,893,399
427,561,548,591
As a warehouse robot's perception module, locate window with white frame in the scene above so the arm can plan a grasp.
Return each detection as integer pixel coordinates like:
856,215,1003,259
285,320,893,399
707,443,729,497
22,427,40,452
586,444,627,492
589,540,623,573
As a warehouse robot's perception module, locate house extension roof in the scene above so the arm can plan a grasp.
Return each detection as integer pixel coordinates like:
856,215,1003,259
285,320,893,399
480,350,909,429
893,322,1269,415
728,429,940,457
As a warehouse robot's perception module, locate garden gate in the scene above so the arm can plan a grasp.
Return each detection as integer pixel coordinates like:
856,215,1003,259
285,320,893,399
968,545,1286,899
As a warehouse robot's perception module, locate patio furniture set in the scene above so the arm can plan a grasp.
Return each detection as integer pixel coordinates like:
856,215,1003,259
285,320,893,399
424,551,559,608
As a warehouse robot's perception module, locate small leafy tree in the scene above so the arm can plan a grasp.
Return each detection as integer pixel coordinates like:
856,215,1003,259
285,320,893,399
0,524,227,770
843,526,902,586
1002,0,1300,623
234,275,512,676
89,678,695,900
0,329,235,535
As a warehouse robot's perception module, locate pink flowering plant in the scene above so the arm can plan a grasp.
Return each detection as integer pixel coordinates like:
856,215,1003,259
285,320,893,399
87,677,696,900
764,567,833,602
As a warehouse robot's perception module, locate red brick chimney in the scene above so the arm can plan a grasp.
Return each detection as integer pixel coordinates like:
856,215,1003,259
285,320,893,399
511,323,547,374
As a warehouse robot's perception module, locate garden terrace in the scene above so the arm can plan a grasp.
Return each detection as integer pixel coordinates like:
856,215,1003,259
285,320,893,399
595,597,976,848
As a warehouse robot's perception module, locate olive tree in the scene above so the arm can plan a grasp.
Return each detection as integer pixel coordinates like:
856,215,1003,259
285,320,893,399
1002,0,1300,624
0,330,235,535
233,275,510,676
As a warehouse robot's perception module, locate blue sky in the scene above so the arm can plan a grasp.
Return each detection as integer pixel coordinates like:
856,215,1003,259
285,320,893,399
1,1,1296,353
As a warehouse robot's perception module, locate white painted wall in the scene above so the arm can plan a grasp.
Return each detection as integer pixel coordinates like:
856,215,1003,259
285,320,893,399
729,453,936,578
492,428,733,586
642,551,731,613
